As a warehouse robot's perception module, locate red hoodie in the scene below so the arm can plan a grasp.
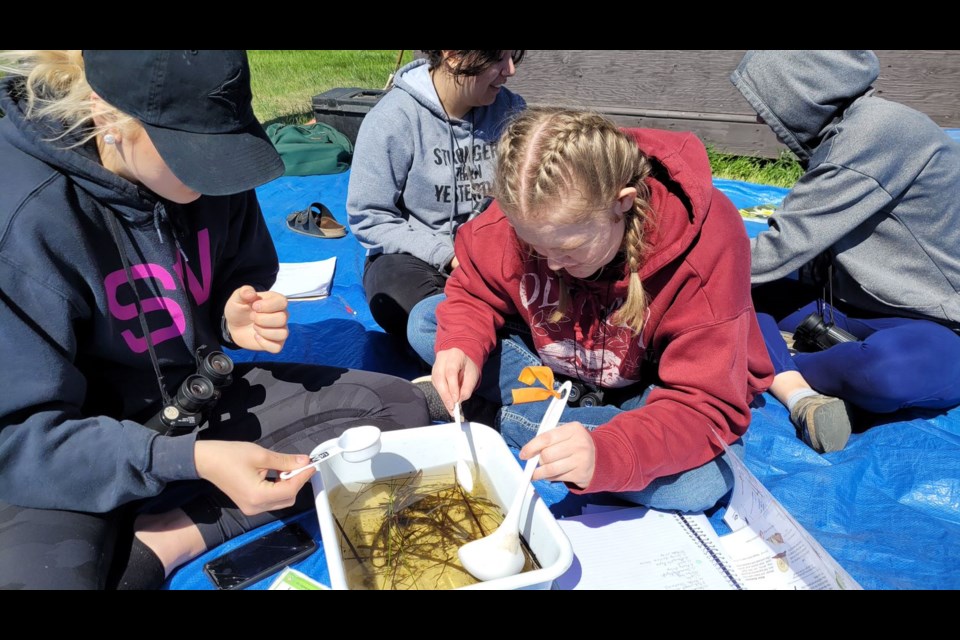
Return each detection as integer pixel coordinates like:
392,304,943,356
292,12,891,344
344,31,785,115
436,128,774,493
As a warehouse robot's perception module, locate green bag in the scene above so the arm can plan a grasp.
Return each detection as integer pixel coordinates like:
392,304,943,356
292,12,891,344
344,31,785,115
266,122,354,176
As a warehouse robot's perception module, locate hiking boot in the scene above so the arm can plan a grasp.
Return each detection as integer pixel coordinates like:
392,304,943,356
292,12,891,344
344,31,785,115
780,330,798,355
413,377,452,422
789,394,853,453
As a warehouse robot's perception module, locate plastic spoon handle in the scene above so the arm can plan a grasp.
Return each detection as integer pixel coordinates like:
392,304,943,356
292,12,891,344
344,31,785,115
280,444,343,480
502,382,571,531
454,402,474,493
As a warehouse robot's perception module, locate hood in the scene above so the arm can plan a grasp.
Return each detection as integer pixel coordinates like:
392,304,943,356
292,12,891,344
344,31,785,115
392,58,450,122
730,50,880,162
0,76,159,225
625,128,715,281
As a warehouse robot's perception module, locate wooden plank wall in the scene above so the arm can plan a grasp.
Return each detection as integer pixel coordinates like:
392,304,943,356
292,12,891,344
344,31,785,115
506,50,960,158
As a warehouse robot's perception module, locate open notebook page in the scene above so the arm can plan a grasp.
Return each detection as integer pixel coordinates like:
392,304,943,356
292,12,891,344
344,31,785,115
556,506,743,590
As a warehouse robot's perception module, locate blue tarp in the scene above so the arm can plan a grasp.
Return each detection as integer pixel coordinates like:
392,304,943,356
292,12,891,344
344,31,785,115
167,170,960,590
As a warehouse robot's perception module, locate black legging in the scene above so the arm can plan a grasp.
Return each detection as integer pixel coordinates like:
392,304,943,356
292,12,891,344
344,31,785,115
363,253,448,341
0,363,428,589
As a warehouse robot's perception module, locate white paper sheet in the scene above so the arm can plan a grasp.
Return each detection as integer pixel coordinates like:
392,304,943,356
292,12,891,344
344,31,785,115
719,437,862,590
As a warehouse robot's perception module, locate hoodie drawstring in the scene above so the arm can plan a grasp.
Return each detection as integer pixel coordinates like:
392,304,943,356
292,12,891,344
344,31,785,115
152,201,164,243
104,210,173,410
153,201,189,263
446,120,458,238
446,110,479,241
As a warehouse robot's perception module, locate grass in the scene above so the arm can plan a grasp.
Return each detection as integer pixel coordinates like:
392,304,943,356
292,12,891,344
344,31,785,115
249,50,413,127
707,147,804,188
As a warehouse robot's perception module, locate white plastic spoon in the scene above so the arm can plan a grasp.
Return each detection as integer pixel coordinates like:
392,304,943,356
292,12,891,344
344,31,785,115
280,425,382,480
453,402,474,493
458,381,572,581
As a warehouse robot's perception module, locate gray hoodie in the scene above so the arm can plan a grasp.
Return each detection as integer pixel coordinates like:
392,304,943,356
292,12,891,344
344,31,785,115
347,59,525,270
731,50,960,326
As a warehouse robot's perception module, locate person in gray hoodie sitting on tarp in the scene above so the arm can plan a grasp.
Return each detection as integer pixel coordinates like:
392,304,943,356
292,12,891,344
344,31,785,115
730,50,960,453
347,50,526,345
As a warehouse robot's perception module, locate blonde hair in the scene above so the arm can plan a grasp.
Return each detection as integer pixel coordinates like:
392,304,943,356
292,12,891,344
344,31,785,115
494,108,654,334
0,50,135,145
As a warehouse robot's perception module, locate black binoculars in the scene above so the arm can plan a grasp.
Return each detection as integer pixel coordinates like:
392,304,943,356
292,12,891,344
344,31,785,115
793,313,858,352
566,380,606,408
144,350,234,435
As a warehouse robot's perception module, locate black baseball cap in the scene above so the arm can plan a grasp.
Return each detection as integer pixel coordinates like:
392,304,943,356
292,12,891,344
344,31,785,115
83,50,284,196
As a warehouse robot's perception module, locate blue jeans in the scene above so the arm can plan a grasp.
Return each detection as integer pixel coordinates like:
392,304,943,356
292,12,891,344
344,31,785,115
408,293,741,513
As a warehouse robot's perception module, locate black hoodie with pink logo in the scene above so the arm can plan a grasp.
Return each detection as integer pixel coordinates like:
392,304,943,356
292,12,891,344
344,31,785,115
0,77,278,512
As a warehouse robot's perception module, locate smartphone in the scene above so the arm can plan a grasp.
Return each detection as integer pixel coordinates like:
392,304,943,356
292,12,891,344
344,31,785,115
203,522,318,590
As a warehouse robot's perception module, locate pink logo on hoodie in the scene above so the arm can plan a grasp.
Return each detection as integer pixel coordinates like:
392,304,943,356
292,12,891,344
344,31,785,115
105,230,212,353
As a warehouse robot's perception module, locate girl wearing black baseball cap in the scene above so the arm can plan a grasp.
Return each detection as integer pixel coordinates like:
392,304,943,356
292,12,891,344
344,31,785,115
0,50,429,589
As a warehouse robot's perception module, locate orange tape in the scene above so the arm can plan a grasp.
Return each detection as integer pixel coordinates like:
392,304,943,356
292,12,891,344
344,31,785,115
511,366,562,404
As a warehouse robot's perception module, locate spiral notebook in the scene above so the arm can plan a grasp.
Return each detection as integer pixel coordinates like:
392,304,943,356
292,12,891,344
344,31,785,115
556,507,744,590
554,437,862,590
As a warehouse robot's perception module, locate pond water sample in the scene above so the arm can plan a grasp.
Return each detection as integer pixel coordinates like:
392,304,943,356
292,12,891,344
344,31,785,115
329,465,541,589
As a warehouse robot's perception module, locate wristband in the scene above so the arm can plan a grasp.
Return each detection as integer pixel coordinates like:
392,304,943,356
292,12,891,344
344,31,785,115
220,315,234,346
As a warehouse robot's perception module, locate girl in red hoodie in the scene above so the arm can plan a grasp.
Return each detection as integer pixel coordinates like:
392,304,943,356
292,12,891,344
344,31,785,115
408,109,773,512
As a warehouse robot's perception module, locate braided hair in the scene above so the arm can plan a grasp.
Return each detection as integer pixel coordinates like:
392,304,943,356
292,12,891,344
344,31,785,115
493,108,654,334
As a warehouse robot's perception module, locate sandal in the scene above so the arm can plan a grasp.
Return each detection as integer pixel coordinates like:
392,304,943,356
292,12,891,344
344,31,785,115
285,202,347,239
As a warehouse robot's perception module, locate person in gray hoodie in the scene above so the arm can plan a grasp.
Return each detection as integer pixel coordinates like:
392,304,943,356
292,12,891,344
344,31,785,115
347,51,526,343
731,50,960,453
